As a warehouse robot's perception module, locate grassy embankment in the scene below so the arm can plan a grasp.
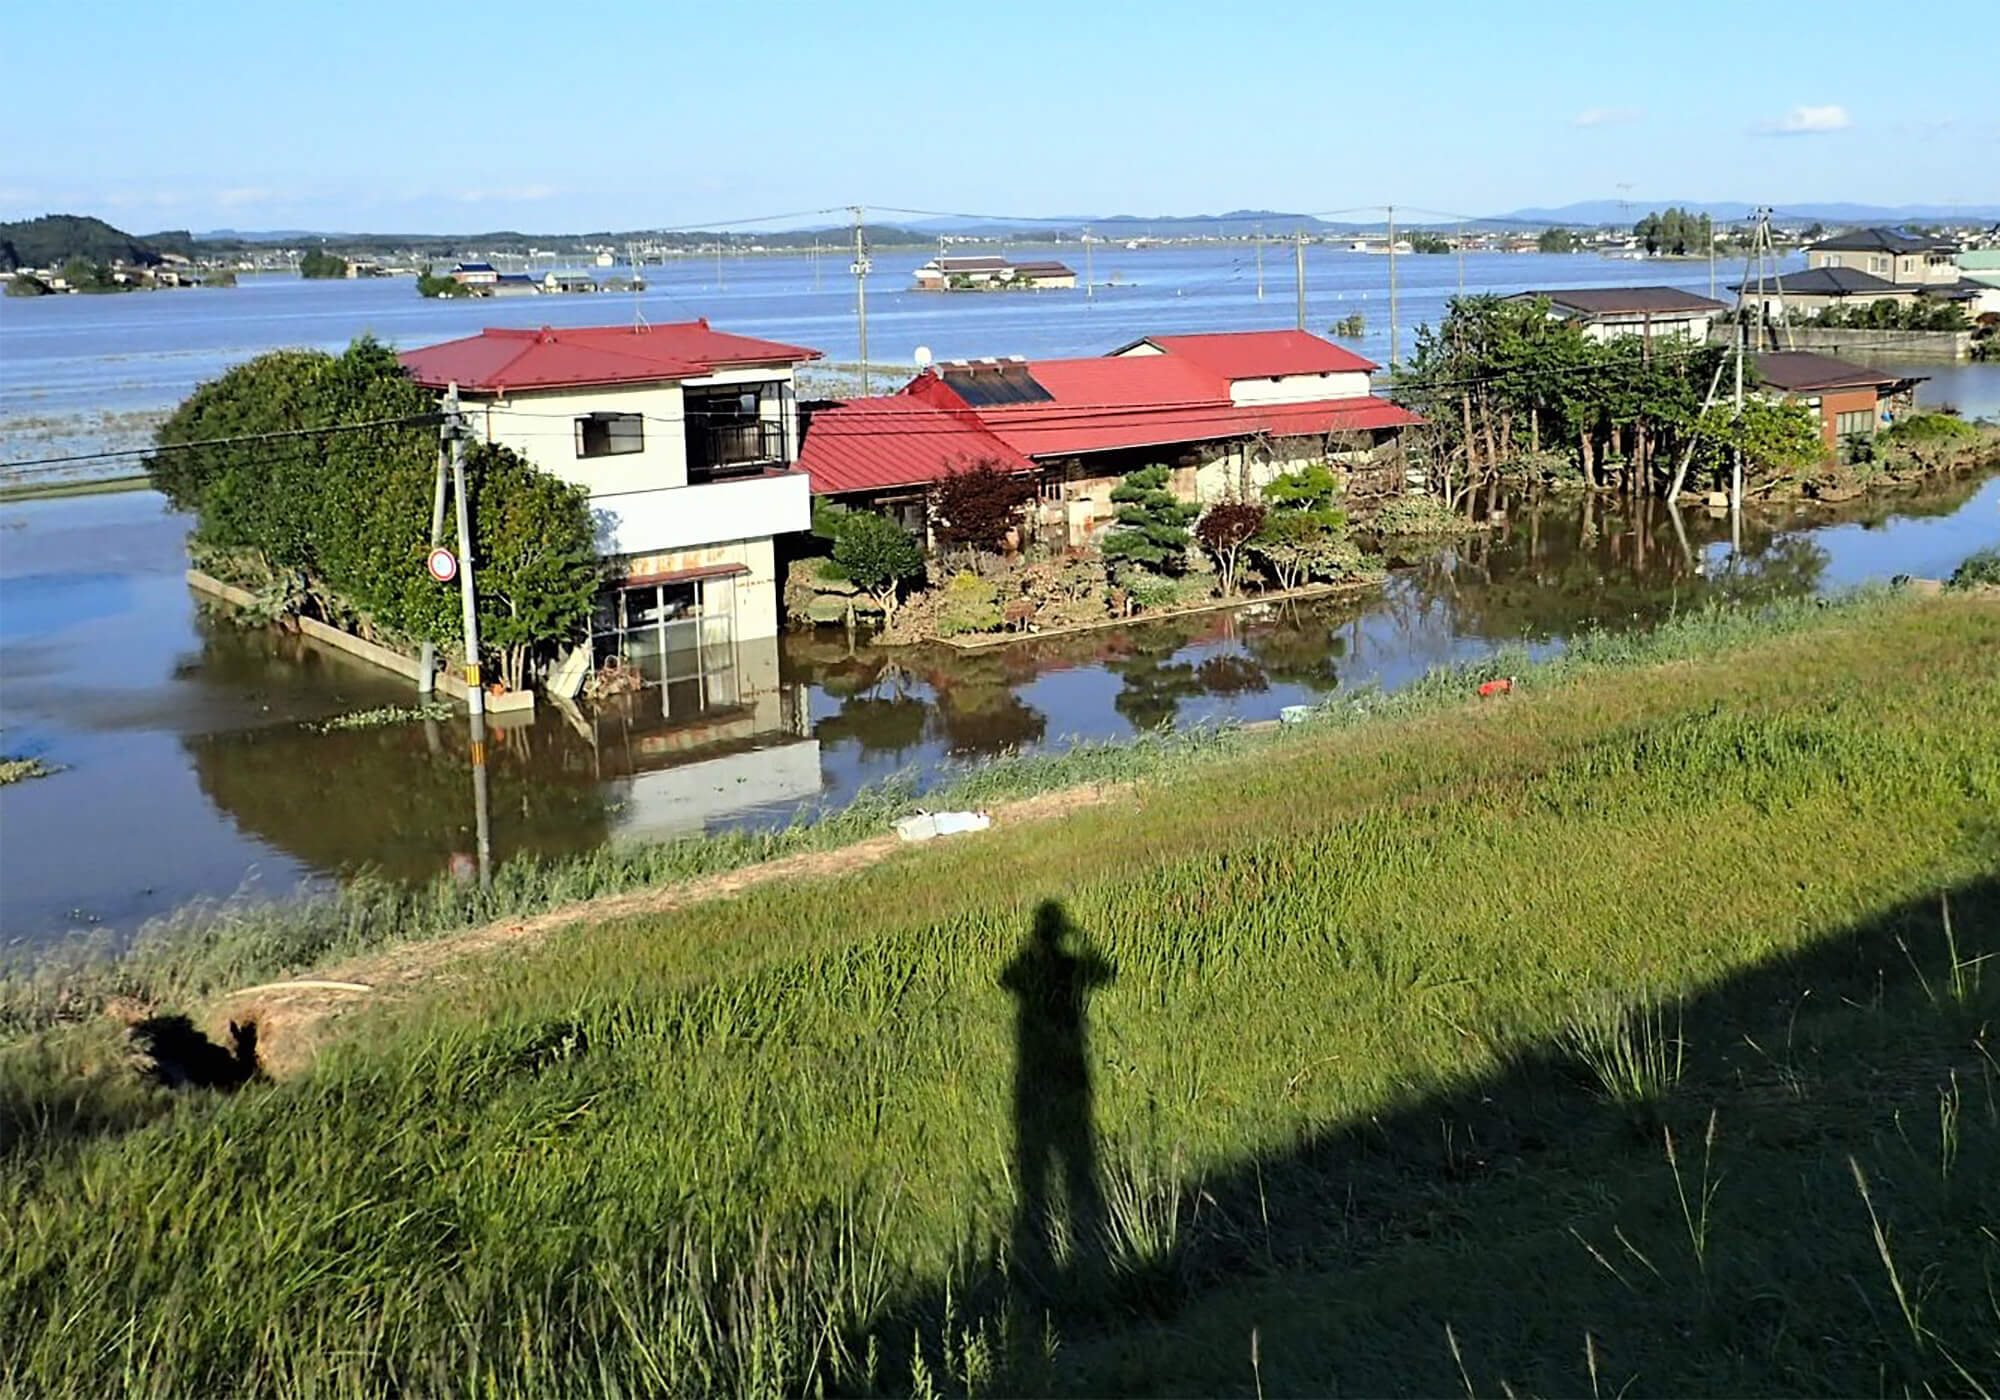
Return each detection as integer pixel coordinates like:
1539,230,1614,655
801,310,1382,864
3,590,1998,1396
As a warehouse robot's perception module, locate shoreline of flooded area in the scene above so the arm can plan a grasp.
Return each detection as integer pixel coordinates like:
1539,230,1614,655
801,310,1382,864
3,467,1995,947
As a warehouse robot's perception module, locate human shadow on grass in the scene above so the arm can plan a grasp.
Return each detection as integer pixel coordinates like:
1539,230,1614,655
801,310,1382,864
855,876,2000,1397
1000,899,1115,1288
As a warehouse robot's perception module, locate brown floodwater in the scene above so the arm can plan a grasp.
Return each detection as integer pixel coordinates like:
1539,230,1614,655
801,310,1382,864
2,469,1996,947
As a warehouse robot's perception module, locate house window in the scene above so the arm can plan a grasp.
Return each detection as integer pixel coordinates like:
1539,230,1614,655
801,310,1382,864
576,412,644,458
1870,256,1889,275
1835,408,1875,439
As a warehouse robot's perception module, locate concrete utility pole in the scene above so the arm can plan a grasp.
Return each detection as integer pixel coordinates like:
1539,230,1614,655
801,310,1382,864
850,206,871,395
1387,204,1400,367
1293,228,1306,331
444,382,492,890
1731,272,1747,517
417,431,449,697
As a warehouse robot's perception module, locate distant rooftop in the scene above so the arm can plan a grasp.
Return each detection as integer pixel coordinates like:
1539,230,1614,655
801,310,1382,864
1806,228,1957,255
1754,351,1904,393
1506,286,1730,318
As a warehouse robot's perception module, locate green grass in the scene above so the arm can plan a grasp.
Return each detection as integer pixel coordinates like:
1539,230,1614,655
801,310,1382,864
2,589,1931,1039
2,592,1998,1397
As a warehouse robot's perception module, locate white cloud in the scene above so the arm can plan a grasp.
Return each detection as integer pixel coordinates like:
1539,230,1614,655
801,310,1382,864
1757,104,1851,135
1573,107,1640,128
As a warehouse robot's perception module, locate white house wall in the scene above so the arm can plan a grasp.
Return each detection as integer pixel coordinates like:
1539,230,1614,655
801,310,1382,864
472,382,690,492
1576,314,1711,344
1226,370,1372,405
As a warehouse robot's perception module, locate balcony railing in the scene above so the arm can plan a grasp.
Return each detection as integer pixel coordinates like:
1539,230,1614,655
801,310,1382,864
688,420,787,482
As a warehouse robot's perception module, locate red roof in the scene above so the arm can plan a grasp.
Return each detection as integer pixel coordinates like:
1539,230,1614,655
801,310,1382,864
796,394,1033,495
796,329,1424,494
1114,329,1378,378
399,320,821,392
968,394,1421,458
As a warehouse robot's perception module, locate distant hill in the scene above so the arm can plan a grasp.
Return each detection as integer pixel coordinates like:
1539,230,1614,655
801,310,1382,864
1497,199,2000,227
0,214,167,271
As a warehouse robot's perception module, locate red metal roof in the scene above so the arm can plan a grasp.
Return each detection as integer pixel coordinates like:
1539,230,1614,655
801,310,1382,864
913,361,1420,458
798,331,1424,493
399,320,821,392
1115,329,1379,378
797,393,1034,495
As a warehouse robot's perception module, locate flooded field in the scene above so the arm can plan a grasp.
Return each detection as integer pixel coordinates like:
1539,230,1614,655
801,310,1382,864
3,469,1995,944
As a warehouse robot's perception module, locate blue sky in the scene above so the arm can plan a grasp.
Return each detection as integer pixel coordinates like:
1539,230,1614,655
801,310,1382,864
4,0,1992,232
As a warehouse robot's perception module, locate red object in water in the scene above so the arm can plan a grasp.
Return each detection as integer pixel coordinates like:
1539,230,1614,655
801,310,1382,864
1478,677,1514,698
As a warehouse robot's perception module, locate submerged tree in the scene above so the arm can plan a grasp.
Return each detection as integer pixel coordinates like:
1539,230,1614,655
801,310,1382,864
1101,464,1197,577
832,511,926,615
146,337,596,685
1194,501,1267,595
929,459,1037,553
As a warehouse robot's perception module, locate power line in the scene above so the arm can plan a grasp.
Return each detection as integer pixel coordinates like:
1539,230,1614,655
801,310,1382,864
0,413,440,473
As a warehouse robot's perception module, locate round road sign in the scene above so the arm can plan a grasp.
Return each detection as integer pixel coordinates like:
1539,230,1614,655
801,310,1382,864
427,547,458,583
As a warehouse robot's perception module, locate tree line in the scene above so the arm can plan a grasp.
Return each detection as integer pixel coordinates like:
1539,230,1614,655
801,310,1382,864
147,339,598,692
1393,295,1822,502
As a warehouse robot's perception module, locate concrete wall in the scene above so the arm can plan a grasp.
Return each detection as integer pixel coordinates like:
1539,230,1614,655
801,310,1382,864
1726,325,1972,359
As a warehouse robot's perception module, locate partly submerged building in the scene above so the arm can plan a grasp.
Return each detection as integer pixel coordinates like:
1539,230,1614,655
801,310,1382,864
400,321,822,654
1505,286,1730,343
1753,351,1924,454
798,329,1420,542
912,255,1078,291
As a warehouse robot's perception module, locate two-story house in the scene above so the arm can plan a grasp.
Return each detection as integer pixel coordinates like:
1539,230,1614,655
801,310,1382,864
1805,228,1960,285
399,321,822,675
1738,227,1985,320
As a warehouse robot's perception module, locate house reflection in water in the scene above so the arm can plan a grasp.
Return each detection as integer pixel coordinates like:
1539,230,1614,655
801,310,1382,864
574,624,824,843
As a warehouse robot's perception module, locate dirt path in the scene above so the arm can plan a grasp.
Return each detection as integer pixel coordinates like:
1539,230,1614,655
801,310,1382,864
217,783,1127,1077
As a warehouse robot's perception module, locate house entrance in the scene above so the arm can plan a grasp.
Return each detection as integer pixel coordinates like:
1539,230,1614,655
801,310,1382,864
591,576,740,713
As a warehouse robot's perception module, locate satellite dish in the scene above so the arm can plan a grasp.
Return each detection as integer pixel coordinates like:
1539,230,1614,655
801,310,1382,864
914,345,933,369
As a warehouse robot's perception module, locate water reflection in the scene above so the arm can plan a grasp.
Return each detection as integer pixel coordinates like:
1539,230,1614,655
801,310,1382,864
178,627,816,881
5,470,1995,941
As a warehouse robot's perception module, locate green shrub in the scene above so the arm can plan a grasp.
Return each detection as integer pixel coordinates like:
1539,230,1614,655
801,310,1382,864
1371,493,1474,536
1948,548,2000,590
935,571,1004,636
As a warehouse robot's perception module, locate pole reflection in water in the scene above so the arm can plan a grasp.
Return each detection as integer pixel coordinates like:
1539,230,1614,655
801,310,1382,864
469,705,493,891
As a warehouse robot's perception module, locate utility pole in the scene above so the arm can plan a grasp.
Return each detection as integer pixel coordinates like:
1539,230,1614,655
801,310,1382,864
850,206,871,396
442,382,491,890
1387,204,1400,368
1293,228,1306,331
1255,222,1264,302
417,430,449,697
1731,274,1747,517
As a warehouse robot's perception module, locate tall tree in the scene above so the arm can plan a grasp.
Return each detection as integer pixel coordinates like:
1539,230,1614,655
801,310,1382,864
1101,464,1197,576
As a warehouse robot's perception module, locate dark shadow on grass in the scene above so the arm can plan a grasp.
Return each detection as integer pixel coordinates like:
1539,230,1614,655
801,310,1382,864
857,875,2000,1397
1000,900,1114,1288
131,1014,259,1090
